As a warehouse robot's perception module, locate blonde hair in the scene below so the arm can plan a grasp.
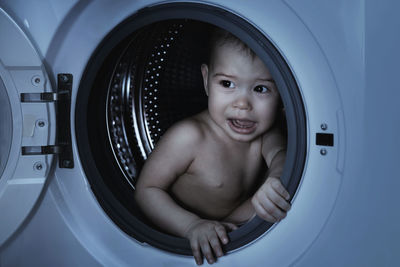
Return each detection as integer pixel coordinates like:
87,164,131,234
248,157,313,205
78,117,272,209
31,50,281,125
207,27,256,66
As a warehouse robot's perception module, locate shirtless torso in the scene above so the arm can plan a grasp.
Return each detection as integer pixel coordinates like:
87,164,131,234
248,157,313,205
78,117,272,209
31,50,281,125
170,111,266,220
134,35,291,265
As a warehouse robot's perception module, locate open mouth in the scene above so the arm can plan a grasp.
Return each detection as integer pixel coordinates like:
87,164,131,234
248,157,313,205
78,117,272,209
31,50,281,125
228,119,257,134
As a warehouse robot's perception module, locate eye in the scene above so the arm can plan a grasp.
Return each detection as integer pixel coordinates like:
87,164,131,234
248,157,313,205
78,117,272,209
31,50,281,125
253,85,270,93
220,80,235,88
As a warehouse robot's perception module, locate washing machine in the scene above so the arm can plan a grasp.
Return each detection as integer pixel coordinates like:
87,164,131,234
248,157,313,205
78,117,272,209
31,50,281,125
0,0,399,266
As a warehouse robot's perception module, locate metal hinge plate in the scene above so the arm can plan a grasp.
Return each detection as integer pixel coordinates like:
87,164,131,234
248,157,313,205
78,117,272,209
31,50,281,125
21,73,74,168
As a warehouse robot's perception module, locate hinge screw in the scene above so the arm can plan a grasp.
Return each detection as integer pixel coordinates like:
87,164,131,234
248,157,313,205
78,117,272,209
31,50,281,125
34,162,43,171
37,120,45,127
32,75,42,86
60,74,69,83
62,159,71,168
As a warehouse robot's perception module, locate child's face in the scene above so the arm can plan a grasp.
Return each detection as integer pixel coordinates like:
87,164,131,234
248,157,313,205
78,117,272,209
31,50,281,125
201,42,280,142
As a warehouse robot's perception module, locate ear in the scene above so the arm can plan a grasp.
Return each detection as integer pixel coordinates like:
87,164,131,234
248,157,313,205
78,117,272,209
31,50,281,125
201,64,209,96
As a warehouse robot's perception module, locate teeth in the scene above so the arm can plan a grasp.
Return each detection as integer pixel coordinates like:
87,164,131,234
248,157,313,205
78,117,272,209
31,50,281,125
232,119,254,128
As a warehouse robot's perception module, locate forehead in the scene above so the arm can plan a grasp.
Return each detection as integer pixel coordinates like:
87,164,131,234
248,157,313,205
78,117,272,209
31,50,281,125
210,43,272,79
210,39,251,62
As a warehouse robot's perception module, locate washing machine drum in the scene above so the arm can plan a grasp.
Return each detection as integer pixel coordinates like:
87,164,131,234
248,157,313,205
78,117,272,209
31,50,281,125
76,16,305,255
105,20,209,180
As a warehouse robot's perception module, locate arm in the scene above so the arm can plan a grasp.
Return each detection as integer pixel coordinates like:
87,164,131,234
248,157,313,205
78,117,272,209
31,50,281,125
135,120,236,265
135,121,202,237
223,199,255,225
224,127,287,224
251,127,291,222
262,126,286,173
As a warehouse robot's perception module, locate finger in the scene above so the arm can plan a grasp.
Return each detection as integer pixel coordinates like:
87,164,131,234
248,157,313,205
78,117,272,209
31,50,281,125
267,185,291,212
270,178,290,200
215,224,229,245
262,194,287,220
221,222,238,231
209,232,224,257
199,237,215,264
190,240,203,266
252,198,278,222
254,190,286,221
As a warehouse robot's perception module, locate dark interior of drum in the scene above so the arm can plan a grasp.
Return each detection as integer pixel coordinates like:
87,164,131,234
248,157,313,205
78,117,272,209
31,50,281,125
106,20,210,189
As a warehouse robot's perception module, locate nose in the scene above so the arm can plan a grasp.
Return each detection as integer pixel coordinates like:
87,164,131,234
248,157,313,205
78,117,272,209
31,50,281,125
233,94,252,110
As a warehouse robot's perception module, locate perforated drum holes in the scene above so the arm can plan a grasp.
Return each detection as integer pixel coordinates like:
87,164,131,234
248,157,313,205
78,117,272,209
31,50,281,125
106,21,209,186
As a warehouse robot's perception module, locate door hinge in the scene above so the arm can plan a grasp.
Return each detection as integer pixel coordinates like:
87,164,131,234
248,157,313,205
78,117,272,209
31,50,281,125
21,73,74,168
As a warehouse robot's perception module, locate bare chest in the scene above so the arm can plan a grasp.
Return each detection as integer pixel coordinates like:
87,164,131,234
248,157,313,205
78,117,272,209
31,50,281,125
192,148,262,190
171,140,265,218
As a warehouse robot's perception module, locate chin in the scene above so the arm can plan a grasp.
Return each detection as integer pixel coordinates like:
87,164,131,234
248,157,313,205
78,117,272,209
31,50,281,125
229,132,259,143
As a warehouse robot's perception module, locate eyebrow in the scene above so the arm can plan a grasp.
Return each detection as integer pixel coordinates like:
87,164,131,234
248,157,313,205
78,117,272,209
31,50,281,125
213,73,236,79
213,73,275,83
257,78,275,83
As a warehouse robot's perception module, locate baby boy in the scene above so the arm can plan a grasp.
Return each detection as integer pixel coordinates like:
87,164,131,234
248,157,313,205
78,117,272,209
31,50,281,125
135,28,291,265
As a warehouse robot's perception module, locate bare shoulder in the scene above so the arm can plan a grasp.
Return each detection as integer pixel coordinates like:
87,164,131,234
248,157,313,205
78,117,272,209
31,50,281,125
157,112,207,148
136,112,207,188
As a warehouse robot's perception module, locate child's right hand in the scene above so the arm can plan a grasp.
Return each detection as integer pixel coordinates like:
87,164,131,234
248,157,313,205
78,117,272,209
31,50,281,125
184,219,238,265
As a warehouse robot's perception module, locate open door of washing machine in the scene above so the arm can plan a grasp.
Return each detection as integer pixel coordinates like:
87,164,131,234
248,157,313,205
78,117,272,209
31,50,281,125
0,8,71,246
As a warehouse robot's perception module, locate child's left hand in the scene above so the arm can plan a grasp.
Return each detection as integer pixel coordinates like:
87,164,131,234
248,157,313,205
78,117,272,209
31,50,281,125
251,177,291,222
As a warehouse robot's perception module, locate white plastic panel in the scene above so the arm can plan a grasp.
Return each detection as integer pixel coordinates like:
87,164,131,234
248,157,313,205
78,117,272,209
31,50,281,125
0,0,80,57
7,0,399,266
0,8,55,246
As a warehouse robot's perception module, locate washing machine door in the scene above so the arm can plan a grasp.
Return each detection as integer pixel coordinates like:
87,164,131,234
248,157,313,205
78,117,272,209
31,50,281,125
0,8,69,246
